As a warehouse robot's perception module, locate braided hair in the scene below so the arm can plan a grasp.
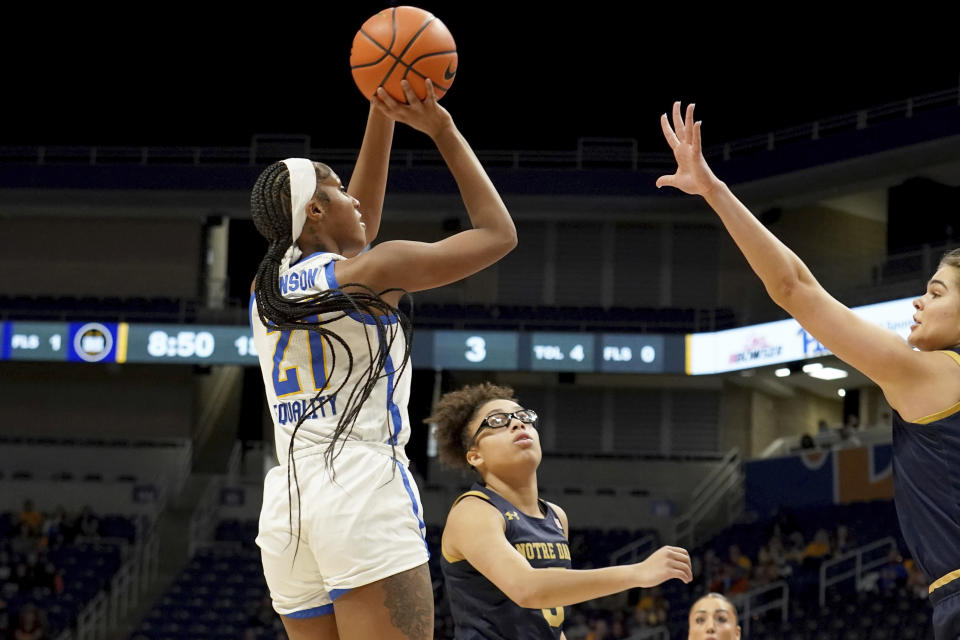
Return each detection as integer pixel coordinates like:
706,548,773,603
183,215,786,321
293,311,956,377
250,161,413,552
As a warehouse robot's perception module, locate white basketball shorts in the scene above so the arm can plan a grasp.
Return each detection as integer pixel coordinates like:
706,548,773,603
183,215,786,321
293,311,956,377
256,443,429,617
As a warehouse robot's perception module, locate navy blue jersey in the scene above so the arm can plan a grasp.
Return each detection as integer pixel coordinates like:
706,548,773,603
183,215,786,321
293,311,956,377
440,483,571,640
892,348,960,603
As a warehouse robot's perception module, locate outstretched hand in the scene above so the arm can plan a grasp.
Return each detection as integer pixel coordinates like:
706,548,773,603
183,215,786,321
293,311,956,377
656,101,722,197
372,78,453,140
634,545,693,588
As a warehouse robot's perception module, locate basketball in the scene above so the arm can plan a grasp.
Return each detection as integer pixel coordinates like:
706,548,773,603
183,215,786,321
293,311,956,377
350,6,458,103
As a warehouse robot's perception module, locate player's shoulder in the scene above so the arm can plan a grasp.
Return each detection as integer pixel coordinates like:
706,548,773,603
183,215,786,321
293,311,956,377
292,250,342,271
448,489,503,524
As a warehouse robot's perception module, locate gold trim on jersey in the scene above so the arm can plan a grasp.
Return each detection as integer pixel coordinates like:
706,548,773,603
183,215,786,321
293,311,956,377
914,400,960,425
441,546,464,564
442,491,492,563
911,351,960,424
930,568,960,594
938,350,960,368
451,490,491,509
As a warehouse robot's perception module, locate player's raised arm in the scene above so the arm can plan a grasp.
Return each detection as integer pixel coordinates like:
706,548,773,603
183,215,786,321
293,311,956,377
656,101,950,417
347,103,395,245
335,79,517,295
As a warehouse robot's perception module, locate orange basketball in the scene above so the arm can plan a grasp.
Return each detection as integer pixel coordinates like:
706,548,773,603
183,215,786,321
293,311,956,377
350,6,457,103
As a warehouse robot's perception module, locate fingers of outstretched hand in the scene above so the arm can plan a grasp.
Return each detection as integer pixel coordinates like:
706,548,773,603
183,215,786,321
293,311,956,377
671,101,685,141
693,120,702,152
685,103,696,132
660,113,680,149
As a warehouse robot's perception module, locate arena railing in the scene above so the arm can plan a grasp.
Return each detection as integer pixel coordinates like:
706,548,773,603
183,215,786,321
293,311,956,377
818,536,899,607
730,580,790,637
2,87,955,170
187,475,224,557
673,447,744,549
608,532,659,567
760,423,893,459
53,522,159,640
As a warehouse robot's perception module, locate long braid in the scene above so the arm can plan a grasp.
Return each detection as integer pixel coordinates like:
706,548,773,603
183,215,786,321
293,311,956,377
250,161,414,557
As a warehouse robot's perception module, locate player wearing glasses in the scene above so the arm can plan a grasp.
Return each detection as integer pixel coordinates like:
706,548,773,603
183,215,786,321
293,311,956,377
428,382,692,639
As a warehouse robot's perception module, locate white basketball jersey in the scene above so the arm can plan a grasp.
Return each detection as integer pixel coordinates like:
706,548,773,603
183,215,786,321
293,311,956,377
250,251,411,463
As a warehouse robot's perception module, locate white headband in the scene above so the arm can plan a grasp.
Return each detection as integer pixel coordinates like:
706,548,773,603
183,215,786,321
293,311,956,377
281,158,317,245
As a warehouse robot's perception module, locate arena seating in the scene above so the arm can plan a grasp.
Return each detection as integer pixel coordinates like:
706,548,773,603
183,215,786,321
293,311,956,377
0,509,139,639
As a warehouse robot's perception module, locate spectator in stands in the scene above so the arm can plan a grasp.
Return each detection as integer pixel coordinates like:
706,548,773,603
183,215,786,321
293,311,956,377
13,604,44,640
609,616,628,639
563,610,591,640
634,587,657,623
755,541,780,585
906,558,930,599
430,382,692,639
633,586,669,628
802,528,833,568
39,507,67,548
833,523,856,557
76,506,99,539
248,81,518,640
785,531,806,565
659,102,960,639
765,534,793,579
839,416,863,448
15,503,41,538
725,545,751,593
687,592,740,639
585,617,610,640
728,545,751,573
767,506,800,542
707,560,732,594
878,549,909,592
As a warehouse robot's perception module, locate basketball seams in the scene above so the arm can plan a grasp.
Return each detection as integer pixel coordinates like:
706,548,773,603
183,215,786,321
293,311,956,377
400,51,457,92
376,16,437,99
405,50,457,64
351,8,400,70
351,31,394,69
351,7,456,101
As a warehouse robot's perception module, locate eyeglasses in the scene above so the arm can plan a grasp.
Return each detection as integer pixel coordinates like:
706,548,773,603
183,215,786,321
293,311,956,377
470,409,538,444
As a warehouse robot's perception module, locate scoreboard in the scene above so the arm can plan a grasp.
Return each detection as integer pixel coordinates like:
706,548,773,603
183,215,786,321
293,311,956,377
0,321,683,374
2,295,914,375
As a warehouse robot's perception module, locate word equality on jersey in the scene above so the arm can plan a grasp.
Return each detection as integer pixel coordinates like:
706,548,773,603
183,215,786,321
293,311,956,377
272,396,338,427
